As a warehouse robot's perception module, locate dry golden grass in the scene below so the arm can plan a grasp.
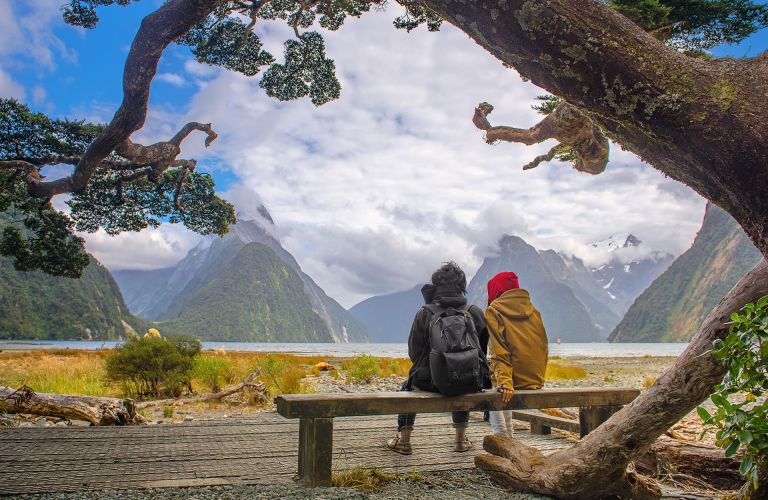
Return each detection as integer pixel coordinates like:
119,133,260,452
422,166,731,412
643,376,656,389
332,467,396,491
546,362,587,380
0,350,117,397
0,349,407,399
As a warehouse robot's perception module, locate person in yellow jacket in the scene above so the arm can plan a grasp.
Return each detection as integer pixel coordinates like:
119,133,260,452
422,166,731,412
485,271,548,436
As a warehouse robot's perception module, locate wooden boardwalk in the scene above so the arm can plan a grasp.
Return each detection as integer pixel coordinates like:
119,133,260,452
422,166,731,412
0,411,573,495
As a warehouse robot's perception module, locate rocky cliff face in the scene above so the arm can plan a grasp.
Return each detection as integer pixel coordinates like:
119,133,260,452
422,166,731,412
609,204,763,342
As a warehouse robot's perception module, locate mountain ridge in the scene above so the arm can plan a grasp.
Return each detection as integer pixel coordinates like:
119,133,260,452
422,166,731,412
113,208,368,343
609,204,762,342
0,255,146,340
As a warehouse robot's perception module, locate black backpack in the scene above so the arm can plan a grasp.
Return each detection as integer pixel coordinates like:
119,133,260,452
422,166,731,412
423,303,485,396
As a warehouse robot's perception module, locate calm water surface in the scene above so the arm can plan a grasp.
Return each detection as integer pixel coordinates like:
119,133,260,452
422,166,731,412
0,340,689,358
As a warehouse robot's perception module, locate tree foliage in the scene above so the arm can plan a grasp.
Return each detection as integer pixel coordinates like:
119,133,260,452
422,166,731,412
0,99,235,278
607,0,768,52
698,296,768,490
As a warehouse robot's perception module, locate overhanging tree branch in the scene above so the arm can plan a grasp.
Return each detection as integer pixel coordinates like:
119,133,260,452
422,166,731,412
423,0,768,256
27,0,225,199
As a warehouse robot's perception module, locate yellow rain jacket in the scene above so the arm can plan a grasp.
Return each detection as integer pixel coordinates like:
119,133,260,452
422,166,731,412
484,289,548,391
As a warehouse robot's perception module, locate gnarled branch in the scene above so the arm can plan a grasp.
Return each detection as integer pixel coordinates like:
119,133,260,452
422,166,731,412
5,121,216,201
25,0,224,199
473,101,609,175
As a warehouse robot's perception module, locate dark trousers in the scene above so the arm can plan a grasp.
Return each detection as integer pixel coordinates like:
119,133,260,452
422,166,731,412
396,380,469,431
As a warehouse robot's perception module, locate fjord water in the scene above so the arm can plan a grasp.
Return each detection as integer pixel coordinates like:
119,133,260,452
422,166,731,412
0,341,688,358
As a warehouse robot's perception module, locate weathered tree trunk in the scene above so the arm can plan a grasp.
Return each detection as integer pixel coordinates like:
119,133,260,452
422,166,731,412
636,435,744,491
424,0,768,258
0,386,144,426
474,259,768,499
136,373,267,409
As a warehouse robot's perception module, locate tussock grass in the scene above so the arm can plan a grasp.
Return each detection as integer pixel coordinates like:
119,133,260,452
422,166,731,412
341,355,410,383
0,349,408,400
546,362,587,380
0,350,116,397
332,467,395,491
192,354,236,393
253,353,314,396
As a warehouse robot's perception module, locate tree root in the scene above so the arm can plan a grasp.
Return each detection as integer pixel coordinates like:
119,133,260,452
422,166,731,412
475,435,661,499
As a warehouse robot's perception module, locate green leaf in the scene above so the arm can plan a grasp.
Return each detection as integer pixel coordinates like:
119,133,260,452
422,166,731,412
696,406,712,422
725,439,741,457
711,393,729,408
738,430,754,445
739,455,753,475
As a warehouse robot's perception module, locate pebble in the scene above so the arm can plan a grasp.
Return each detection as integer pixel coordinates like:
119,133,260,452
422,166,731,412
5,470,550,499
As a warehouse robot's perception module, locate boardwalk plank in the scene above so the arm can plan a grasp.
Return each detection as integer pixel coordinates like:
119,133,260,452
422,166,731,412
0,411,573,495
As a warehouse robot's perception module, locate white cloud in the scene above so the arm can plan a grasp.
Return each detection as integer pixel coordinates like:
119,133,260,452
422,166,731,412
156,72,187,87
83,225,203,271
161,9,705,306
10,6,705,308
0,68,25,99
0,1,76,72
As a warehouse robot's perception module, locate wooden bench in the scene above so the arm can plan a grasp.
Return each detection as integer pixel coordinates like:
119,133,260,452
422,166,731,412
275,387,639,486
511,409,581,435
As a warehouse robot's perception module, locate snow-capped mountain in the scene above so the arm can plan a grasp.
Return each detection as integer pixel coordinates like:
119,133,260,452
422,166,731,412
589,234,674,315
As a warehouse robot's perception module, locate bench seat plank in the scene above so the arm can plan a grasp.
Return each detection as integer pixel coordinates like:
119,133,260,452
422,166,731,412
276,388,639,419
510,410,581,434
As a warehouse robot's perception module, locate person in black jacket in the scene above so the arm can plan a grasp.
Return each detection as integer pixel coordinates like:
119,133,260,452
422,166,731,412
386,262,489,455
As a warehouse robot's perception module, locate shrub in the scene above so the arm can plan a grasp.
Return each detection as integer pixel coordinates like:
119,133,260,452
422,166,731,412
342,355,382,383
193,355,235,392
254,354,310,395
105,336,201,398
698,296,768,491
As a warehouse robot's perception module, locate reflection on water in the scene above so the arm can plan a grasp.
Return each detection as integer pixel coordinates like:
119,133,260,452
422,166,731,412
0,340,689,358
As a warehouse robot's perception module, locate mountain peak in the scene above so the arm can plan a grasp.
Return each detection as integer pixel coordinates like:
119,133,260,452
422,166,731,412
591,233,642,251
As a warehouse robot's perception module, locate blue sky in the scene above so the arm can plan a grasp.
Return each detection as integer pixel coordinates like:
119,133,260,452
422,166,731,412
1,1,767,306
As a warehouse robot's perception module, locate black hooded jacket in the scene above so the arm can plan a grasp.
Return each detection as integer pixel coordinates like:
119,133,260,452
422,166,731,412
406,283,490,391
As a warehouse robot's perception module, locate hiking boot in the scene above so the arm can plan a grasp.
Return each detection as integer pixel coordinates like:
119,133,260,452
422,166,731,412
454,437,473,452
386,436,413,455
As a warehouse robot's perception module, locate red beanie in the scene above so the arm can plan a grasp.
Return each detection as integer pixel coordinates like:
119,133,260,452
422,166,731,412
487,272,520,306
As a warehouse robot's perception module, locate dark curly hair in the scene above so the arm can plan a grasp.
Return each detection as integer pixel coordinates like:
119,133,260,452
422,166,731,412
431,261,467,293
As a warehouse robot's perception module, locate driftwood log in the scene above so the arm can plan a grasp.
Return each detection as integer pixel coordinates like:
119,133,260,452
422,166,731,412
636,435,744,491
0,386,144,426
136,373,267,409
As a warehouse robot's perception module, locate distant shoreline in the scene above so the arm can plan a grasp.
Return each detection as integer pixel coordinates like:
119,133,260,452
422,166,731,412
0,340,690,358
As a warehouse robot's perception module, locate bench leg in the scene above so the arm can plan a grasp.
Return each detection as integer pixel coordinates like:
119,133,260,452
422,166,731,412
530,421,552,435
298,417,334,487
579,406,621,438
